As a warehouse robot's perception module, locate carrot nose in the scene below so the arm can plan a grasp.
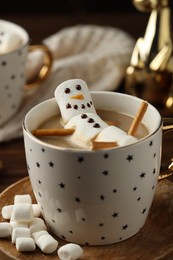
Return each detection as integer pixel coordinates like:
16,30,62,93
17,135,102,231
70,94,84,100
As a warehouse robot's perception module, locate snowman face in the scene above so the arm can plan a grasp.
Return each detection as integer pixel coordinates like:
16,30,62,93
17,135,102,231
55,79,96,125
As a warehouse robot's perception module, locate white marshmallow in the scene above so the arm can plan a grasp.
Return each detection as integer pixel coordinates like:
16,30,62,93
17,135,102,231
16,237,36,252
12,203,34,223
1,205,13,219
0,31,22,54
10,221,28,230
29,218,47,234
58,243,83,260
55,79,96,125
11,227,30,244
95,125,138,147
36,234,58,254
14,194,32,204
32,204,41,217
0,222,12,238
32,230,48,242
65,113,108,148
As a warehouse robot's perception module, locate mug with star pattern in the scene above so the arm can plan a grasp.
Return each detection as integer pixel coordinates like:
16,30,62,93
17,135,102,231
0,19,52,127
23,91,163,245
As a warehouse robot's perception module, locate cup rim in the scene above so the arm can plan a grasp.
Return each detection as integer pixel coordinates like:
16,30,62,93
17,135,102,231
0,19,29,56
23,92,162,153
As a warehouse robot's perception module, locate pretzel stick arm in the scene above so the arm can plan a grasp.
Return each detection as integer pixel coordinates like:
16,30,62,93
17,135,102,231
128,101,148,136
92,141,118,150
32,128,75,136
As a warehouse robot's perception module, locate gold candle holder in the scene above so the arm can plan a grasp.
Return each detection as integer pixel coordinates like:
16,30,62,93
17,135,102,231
125,0,173,108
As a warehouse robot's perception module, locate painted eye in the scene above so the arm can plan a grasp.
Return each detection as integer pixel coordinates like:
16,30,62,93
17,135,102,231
65,88,71,94
76,84,82,91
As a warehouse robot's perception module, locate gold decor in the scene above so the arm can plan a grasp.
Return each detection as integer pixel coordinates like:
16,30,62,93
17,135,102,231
125,0,173,108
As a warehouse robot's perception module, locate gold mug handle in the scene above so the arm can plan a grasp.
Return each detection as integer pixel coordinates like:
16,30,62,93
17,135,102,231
159,118,173,180
25,44,53,89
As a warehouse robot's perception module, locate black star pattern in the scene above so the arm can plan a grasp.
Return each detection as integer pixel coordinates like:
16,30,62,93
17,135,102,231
61,235,66,240
38,180,42,184
101,236,105,240
113,189,117,193
126,155,133,162
78,156,84,163
149,140,153,146
122,224,128,230
137,197,141,201
77,176,81,179
52,219,55,223
153,153,156,158
140,172,146,178
59,182,65,189
112,212,118,218
100,195,105,200
1,61,6,66
27,164,30,171
102,170,109,176
30,148,32,152
41,147,45,152
49,161,54,167
152,185,155,190
133,186,137,191
153,168,156,174
36,162,40,168
75,197,81,203
69,230,73,234
142,208,147,214
38,191,42,197
81,218,86,222
103,153,109,159
57,208,62,213
98,223,104,227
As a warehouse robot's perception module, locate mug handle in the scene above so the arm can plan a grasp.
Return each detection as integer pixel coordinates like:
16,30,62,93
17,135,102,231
24,44,53,89
159,118,173,180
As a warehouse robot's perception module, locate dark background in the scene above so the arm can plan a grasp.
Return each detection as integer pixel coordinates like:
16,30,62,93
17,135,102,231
1,1,172,13
0,1,135,13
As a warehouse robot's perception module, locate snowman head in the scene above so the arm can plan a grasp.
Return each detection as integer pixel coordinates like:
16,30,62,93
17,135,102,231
55,79,96,125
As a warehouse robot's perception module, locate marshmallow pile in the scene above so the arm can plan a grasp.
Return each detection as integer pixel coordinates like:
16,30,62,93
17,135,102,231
55,79,138,149
0,30,22,54
0,194,83,259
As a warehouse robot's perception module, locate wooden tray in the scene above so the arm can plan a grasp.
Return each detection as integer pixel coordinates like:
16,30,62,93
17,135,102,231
0,176,173,259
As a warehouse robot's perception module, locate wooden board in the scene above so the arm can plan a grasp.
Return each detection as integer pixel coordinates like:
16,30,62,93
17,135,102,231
1,176,173,259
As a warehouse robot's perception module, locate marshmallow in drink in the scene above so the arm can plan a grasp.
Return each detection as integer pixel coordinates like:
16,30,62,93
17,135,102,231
12,203,34,223
0,31,22,54
65,113,108,148
36,233,58,254
16,237,36,252
54,79,96,125
58,243,83,260
95,126,137,147
0,222,12,238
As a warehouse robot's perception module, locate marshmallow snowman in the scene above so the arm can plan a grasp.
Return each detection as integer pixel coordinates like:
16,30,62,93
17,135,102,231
55,79,138,149
54,79,96,125
0,30,22,54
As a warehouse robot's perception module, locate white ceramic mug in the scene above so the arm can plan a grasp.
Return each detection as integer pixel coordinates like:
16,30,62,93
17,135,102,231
23,92,163,245
0,19,52,127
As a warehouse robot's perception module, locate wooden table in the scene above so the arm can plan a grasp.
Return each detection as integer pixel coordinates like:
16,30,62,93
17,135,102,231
1,10,173,259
